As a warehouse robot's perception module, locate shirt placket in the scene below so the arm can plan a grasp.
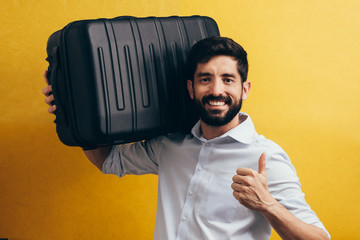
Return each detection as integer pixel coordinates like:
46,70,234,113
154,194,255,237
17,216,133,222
176,140,212,240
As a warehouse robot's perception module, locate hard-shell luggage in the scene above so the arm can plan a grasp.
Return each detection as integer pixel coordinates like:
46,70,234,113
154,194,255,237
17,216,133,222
46,15,220,148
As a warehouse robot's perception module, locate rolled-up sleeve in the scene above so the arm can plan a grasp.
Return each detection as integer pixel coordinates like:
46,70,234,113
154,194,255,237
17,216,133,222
102,138,160,177
267,151,331,239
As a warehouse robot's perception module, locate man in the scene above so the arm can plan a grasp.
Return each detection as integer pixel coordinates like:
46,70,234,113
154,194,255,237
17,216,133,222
43,36,330,239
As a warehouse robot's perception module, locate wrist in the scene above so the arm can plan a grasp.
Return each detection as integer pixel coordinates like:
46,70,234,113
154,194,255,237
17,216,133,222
259,197,280,216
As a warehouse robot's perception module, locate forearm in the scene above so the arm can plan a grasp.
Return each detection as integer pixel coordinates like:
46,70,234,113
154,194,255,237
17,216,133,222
260,201,329,240
83,146,112,171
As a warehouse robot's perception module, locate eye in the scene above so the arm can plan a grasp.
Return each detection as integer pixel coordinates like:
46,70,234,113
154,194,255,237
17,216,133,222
200,78,210,83
224,78,233,83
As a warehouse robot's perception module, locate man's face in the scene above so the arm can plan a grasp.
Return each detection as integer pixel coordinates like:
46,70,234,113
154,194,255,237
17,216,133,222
187,55,249,127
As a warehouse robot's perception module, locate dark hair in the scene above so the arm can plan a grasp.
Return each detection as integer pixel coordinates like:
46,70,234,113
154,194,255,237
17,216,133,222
186,36,248,82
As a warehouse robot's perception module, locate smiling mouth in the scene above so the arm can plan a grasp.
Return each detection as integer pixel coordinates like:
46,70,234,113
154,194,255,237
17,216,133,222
203,95,231,107
208,100,226,106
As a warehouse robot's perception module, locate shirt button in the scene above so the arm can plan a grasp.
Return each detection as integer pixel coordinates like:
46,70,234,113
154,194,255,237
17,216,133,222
189,191,193,196
205,142,210,146
182,216,187,221
198,167,202,171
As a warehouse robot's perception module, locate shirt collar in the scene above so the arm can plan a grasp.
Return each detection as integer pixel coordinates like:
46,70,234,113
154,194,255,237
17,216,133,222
191,112,256,144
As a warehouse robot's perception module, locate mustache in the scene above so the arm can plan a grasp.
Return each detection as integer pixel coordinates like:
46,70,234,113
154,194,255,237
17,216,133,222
202,95,231,105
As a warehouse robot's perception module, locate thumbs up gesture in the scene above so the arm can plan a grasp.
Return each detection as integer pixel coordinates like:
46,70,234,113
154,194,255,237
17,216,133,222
231,153,277,211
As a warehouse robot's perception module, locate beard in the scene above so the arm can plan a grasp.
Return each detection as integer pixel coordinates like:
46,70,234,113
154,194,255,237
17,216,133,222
194,94,242,127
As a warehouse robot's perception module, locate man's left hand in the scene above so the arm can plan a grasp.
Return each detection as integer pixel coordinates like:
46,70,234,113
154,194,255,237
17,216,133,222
231,153,277,212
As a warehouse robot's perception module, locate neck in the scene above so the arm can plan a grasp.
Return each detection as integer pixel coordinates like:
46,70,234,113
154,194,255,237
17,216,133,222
201,114,245,140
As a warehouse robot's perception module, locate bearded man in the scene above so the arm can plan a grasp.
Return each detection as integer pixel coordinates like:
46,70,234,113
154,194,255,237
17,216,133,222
43,36,330,240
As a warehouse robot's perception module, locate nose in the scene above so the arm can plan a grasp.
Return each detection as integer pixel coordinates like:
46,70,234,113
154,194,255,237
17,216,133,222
210,78,225,96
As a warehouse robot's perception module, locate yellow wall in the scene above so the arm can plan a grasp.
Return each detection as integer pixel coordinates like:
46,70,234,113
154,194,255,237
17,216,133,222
0,0,359,239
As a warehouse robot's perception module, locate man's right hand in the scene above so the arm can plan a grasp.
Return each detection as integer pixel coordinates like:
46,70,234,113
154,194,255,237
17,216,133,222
42,71,57,114
42,70,112,171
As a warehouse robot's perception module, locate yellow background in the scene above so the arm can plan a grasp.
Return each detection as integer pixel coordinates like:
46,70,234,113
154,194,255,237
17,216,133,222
1,0,359,239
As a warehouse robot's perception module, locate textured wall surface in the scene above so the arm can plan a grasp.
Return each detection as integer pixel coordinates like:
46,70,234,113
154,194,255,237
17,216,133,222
0,1,359,239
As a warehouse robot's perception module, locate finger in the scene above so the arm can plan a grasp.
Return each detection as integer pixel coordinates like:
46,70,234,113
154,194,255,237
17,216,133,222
231,182,238,191
48,104,57,114
232,174,241,183
45,94,55,105
231,182,247,192
258,152,267,175
236,167,255,176
232,175,252,186
232,189,250,205
233,191,240,201
42,85,52,96
44,71,49,85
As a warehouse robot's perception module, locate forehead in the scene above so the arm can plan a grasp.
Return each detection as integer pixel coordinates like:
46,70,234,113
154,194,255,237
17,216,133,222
195,55,239,77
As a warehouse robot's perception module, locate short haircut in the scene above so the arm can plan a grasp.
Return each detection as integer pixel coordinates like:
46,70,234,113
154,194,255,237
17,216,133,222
186,36,248,82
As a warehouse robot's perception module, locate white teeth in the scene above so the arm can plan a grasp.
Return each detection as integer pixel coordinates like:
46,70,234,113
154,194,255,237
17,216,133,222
209,101,225,106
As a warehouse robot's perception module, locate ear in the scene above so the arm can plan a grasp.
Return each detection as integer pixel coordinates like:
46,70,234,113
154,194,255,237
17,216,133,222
187,80,194,99
241,81,251,100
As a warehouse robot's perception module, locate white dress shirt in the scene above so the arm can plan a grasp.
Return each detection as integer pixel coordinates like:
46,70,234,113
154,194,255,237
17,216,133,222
102,113,330,240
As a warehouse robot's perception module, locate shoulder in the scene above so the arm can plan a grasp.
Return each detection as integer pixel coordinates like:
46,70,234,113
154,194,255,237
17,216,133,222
252,134,288,157
252,134,296,172
252,135,300,186
146,131,193,145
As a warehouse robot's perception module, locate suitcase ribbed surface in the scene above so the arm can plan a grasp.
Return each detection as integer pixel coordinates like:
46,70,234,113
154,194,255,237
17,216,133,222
46,16,220,147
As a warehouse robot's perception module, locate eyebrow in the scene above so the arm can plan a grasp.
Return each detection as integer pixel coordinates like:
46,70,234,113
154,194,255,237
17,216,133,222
196,72,213,78
221,73,236,78
196,72,236,78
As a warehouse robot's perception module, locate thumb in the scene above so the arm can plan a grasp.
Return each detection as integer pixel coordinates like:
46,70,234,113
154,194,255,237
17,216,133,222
258,152,267,175
44,71,49,85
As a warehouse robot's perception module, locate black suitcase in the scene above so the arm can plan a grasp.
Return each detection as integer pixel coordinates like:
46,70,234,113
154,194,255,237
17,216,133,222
46,15,220,148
